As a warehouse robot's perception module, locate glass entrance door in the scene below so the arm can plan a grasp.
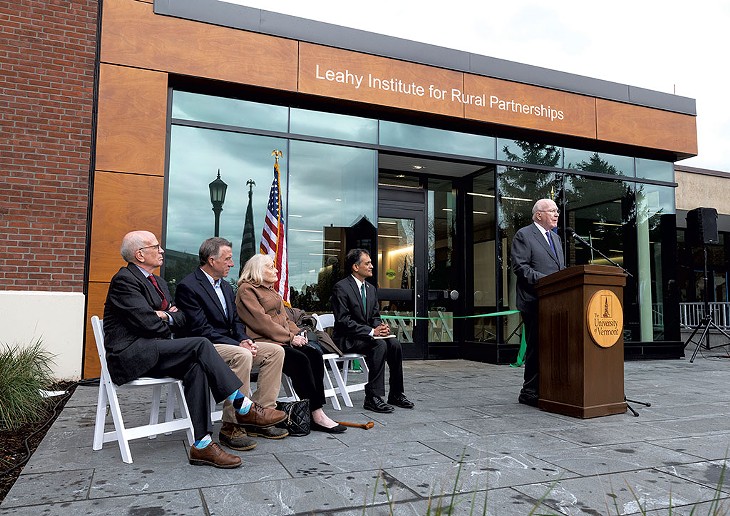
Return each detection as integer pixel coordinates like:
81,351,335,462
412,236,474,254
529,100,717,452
378,187,427,358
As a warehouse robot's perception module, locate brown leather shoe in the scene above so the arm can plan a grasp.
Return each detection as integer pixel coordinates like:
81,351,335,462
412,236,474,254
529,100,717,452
235,403,286,428
242,424,289,439
188,442,241,469
219,422,257,451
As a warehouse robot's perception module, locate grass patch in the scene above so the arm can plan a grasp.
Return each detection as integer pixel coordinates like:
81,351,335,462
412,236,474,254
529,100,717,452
359,451,729,515
0,339,55,431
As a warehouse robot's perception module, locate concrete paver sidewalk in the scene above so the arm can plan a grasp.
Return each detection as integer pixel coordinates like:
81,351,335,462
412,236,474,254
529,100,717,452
2,354,730,515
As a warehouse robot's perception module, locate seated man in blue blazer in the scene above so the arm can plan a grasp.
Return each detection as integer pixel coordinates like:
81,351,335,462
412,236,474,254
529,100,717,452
331,248,414,413
175,237,287,448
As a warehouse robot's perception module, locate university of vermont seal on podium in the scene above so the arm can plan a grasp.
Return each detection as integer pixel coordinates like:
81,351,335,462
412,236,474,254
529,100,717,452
586,289,623,348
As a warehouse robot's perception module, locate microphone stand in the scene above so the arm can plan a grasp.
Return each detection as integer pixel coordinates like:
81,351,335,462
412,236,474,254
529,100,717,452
566,228,649,415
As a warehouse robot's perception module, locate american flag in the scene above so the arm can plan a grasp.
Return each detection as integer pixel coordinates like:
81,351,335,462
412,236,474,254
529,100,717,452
260,150,289,303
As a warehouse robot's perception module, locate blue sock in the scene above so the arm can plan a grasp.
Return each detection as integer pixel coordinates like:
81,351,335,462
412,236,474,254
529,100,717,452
193,434,212,449
227,390,252,414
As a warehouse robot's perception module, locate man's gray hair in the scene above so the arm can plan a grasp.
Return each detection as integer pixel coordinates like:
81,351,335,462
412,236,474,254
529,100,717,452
238,253,272,286
120,231,149,263
199,237,232,266
532,198,555,220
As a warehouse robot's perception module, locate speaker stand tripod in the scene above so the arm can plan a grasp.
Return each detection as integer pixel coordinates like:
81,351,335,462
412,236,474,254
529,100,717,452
687,314,730,362
685,247,730,363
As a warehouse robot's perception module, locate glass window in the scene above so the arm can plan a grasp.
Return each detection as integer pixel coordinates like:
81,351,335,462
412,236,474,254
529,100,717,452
290,108,377,144
564,176,629,269
171,91,288,132
564,148,634,177
497,138,562,167
634,183,676,341
164,125,287,294
471,170,497,308
636,158,674,182
287,140,377,311
380,121,495,159
499,166,561,345
562,175,677,343
469,168,498,342
377,216,416,344
426,178,457,343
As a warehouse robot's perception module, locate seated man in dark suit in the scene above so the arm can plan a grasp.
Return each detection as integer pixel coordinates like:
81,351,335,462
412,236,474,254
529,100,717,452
330,248,414,413
175,237,287,448
103,230,285,469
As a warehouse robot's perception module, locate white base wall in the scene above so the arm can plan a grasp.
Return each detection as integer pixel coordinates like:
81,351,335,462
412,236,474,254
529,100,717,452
0,291,85,380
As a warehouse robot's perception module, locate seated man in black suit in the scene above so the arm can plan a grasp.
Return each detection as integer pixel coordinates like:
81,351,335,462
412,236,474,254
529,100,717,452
103,230,286,468
330,248,414,413
175,237,288,448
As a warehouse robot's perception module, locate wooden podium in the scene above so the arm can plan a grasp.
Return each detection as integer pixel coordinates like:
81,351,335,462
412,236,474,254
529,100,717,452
537,265,627,418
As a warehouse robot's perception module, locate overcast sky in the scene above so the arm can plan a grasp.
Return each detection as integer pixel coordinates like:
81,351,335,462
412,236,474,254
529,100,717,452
223,0,729,172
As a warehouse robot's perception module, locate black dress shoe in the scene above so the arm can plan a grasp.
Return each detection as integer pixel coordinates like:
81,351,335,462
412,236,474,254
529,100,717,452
518,393,539,407
364,396,394,413
387,393,414,409
311,422,347,434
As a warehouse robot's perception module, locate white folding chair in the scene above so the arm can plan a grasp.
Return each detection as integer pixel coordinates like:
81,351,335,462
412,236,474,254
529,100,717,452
314,313,370,409
210,392,223,422
91,316,194,464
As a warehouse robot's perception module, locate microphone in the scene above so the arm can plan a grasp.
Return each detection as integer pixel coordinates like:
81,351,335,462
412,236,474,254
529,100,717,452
565,227,590,247
565,227,633,278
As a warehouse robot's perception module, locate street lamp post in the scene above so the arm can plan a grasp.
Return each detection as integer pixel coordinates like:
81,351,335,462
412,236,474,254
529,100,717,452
209,169,228,237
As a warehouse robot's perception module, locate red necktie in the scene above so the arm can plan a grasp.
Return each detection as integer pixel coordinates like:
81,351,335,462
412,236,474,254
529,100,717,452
147,274,169,310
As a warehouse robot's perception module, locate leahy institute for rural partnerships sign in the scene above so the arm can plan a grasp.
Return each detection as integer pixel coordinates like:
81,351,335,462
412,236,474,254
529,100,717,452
297,43,597,139
313,64,566,122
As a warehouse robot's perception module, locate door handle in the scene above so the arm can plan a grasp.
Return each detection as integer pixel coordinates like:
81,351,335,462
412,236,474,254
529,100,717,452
413,266,418,327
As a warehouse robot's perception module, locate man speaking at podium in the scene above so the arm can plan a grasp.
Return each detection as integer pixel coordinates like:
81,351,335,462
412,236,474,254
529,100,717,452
511,199,565,407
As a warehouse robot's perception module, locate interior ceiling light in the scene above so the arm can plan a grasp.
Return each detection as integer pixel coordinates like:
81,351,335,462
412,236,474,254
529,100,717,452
467,192,495,198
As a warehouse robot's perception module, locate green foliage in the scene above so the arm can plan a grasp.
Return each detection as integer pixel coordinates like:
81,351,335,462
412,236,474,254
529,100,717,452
0,339,55,430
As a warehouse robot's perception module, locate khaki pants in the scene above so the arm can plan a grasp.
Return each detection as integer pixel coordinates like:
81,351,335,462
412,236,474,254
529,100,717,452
214,342,284,424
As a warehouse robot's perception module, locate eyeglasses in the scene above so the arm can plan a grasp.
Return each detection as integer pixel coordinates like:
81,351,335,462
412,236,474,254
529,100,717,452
539,209,560,214
138,244,162,252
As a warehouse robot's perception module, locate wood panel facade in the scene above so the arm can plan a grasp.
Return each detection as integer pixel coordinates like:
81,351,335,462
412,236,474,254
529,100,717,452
596,99,698,156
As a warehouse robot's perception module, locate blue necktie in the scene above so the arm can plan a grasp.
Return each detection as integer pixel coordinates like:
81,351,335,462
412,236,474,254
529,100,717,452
546,230,556,256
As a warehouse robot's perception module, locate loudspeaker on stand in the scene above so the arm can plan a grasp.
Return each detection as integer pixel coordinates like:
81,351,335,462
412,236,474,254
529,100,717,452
686,207,718,246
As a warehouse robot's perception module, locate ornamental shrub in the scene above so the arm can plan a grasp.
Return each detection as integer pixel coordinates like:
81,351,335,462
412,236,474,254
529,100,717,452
0,340,55,430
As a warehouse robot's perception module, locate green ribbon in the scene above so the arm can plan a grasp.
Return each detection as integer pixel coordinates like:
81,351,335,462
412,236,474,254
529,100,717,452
510,326,527,368
380,310,519,321
379,310,526,368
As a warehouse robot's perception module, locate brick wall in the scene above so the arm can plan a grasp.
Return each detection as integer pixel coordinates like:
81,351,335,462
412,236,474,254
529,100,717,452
0,0,98,291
